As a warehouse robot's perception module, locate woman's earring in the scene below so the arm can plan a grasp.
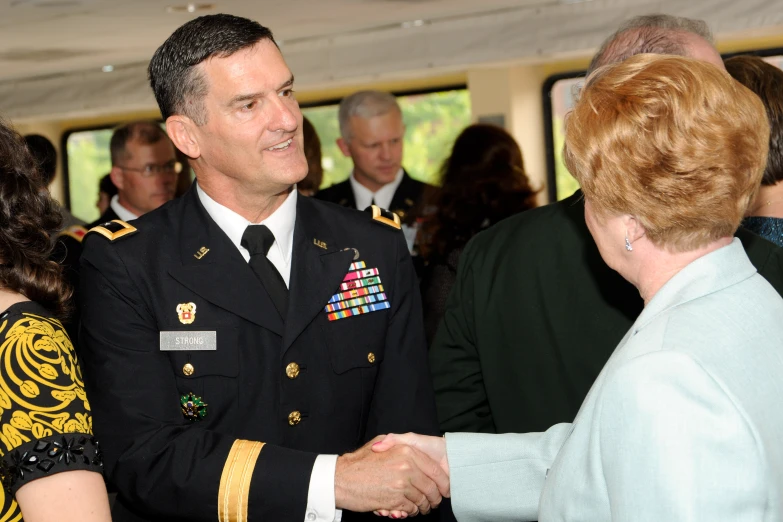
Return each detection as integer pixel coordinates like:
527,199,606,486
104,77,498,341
625,234,633,252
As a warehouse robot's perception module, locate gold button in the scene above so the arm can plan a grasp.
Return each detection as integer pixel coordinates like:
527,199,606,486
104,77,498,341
367,352,376,364
288,411,302,426
285,362,300,379
182,363,194,376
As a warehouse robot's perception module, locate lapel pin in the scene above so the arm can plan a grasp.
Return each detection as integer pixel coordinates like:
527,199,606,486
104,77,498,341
181,392,208,421
342,247,360,260
313,238,328,250
177,302,197,324
194,246,210,260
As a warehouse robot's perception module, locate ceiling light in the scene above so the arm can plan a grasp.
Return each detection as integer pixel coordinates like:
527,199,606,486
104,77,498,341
102,65,114,72
401,19,426,29
166,3,215,14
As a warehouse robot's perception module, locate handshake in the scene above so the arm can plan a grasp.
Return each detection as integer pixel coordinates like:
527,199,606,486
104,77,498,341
335,433,448,518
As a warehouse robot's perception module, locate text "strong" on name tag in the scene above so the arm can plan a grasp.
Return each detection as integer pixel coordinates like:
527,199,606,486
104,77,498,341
160,331,217,351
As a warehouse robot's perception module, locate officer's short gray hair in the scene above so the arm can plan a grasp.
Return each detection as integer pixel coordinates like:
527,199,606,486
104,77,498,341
338,90,402,142
587,14,714,75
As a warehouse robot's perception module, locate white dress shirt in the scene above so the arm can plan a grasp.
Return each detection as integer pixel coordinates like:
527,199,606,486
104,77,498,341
109,194,139,222
197,184,341,522
349,168,404,211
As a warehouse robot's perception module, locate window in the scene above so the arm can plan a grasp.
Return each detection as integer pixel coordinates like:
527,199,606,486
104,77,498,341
302,87,471,188
65,128,113,223
544,50,783,202
62,88,471,218
544,75,582,202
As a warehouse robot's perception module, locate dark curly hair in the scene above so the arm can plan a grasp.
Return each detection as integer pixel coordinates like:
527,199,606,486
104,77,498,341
725,55,783,186
0,119,71,318
420,124,538,261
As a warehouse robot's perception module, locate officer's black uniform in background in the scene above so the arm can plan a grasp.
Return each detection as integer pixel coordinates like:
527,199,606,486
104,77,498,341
316,170,431,225
52,206,122,343
79,185,438,521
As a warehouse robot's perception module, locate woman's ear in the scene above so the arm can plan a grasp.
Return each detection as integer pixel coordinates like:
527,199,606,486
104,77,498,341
166,116,200,160
623,214,646,243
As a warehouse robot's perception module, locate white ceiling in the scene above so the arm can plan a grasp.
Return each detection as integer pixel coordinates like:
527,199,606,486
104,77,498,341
1,0,783,121
0,0,543,82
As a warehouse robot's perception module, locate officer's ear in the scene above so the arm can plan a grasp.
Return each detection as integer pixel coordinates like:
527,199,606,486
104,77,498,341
336,137,352,158
167,115,201,160
109,165,125,191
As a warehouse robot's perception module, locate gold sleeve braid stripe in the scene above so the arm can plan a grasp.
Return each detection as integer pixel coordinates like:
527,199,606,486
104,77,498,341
218,440,265,522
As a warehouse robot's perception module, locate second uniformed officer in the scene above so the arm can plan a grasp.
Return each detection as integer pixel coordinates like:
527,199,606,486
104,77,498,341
78,14,443,522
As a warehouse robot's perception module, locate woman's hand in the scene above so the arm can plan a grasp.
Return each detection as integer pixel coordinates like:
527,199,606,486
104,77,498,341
371,433,449,518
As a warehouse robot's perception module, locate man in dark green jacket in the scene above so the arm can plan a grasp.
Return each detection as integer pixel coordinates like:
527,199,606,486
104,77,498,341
429,15,783,437
430,189,783,435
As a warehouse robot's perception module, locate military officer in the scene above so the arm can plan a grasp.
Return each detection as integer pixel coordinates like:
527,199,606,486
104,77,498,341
55,121,179,343
79,14,442,522
315,91,436,255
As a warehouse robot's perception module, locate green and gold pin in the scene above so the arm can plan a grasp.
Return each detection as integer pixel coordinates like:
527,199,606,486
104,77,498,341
181,392,208,421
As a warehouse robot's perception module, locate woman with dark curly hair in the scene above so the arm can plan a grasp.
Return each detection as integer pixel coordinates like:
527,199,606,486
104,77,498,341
0,119,111,521
725,55,783,246
419,123,538,344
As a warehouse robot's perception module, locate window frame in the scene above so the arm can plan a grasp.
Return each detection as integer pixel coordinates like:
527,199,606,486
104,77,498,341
61,121,127,211
60,85,468,208
542,46,783,202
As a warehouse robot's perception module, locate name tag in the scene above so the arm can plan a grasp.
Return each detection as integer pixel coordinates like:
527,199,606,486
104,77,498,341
160,331,217,351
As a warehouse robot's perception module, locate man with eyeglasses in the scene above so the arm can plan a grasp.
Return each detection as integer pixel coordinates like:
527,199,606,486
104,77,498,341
98,120,180,224
56,121,180,345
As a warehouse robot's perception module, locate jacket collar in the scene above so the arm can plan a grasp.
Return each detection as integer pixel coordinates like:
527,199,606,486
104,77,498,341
169,184,354,346
284,194,355,350
169,184,285,336
632,238,756,332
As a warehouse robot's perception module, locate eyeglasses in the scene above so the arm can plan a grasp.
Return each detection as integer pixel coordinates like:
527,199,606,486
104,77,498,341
118,161,183,177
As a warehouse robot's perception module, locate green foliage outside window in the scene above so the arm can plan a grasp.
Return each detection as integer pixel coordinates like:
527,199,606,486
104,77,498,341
64,89,471,221
66,129,112,223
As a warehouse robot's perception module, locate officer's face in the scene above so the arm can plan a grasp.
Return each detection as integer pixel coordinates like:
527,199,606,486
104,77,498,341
190,40,308,194
111,138,178,216
337,110,404,192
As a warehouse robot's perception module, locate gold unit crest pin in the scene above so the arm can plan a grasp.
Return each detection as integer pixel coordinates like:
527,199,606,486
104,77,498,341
177,302,197,324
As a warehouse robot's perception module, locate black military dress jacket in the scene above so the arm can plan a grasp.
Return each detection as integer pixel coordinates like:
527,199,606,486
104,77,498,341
78,185,438,521
54,206,122,342
315,170,432,225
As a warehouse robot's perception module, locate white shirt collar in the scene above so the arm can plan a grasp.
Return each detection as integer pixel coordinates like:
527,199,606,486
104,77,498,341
196,183,297,286
349,168,404,210
110,194,139,222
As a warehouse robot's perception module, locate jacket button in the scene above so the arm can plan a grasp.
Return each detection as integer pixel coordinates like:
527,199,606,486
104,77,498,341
367,352,376,364
182,363,195,376
285,362,300,379
288,411,302,426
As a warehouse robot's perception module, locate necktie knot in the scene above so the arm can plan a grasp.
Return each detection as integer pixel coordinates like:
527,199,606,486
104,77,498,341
241,225,276,256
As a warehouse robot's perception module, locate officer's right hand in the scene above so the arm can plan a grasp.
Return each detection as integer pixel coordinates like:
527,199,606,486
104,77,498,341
334,436,450,516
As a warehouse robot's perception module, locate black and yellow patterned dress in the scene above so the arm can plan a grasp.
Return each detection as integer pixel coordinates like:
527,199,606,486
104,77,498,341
0,301,102,521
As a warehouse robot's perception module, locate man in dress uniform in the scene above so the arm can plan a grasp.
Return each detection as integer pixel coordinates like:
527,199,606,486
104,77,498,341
316,91,436,252
78,14,443,522
56,121,179,261
96,121,180,225
55,121,179,342
429,14,783,437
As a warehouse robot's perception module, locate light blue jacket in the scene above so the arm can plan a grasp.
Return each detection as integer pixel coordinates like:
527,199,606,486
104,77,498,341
447,239,783,521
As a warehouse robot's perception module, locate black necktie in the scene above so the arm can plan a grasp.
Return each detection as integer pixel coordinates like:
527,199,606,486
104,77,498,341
241,225,288,321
